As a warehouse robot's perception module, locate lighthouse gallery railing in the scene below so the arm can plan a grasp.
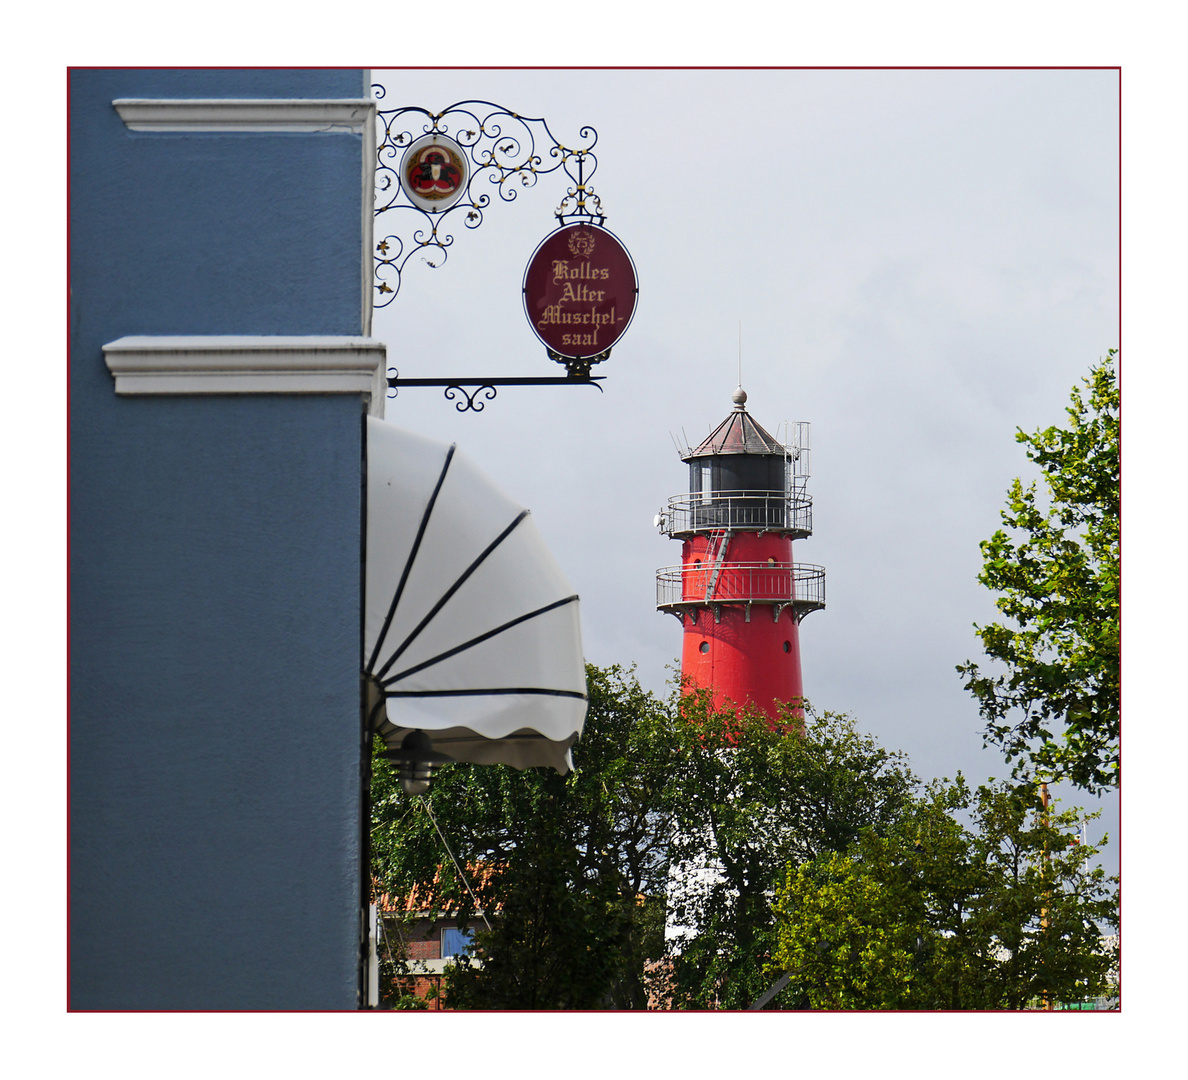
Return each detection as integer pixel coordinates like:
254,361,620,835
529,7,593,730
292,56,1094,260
660,490,812,538
656,562,826,613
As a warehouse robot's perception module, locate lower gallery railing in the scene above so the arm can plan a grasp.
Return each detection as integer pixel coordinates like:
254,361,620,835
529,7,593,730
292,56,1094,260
656,562,825,611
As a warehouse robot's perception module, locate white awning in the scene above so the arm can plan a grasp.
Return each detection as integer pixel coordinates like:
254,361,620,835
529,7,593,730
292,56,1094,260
364,417,587,773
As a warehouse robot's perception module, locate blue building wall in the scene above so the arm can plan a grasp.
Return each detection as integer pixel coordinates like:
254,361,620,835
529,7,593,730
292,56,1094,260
69,69,371,1008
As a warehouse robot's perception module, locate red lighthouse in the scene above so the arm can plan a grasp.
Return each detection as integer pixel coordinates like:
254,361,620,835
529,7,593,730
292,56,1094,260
656,387,825,721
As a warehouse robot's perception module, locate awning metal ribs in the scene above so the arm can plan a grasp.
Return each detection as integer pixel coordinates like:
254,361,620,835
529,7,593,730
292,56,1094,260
364,419,587,773
381,594,580,687
372,508,531,682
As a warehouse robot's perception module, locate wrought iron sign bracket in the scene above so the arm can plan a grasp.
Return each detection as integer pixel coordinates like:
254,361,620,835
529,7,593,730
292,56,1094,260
372,86,635,413
373,88,606,309
386,371,605,414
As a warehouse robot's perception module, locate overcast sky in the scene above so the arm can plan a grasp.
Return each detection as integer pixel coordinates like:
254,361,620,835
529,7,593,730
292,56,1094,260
371,67,1119,861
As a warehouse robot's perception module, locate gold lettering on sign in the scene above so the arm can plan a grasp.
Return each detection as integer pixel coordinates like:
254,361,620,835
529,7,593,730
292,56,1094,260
539,253,622,352
559,282,606,304
551,260,611,283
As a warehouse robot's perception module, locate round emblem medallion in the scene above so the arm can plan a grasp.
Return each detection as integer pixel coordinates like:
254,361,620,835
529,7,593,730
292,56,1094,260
399,134,469,212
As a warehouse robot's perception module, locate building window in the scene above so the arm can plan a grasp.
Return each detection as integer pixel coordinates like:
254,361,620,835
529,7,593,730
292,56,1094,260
700,641,710,654
441,927,474,958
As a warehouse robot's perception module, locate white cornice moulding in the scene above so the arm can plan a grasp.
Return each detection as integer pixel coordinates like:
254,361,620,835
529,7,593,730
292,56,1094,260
112,99,376,133
103,336,388,417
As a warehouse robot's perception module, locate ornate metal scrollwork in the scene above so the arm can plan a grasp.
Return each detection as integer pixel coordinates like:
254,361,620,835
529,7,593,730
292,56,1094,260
546,347,612,378
444,384,498,413
372,85,605,308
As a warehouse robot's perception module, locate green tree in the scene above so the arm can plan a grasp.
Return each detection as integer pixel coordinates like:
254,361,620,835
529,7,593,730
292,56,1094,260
442,823,639,1009
370,663,676,1009
770,850,917,1009
958,353,1120,794
371,669,918,1010
656,697,918,1009
377,665,1112,1012
772,778,1118,1009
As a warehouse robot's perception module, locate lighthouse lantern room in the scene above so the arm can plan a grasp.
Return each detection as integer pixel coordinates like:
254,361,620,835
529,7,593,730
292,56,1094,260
656,387,825,720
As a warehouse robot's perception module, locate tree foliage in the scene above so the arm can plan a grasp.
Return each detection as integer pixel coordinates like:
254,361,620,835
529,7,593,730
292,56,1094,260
958,353,1120,794
370,663,676,1009
370,668,914,1010
372,664,1116,1011
656,696,918,1009
772,778,1118,1009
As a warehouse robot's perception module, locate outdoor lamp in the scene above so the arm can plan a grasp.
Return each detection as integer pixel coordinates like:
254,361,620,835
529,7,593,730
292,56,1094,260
382,730,453,796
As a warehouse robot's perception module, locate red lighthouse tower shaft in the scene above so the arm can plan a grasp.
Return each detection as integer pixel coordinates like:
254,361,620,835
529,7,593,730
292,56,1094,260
656,388,825,721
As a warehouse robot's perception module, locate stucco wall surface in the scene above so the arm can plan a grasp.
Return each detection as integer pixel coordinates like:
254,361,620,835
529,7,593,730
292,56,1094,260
69,69,369,1009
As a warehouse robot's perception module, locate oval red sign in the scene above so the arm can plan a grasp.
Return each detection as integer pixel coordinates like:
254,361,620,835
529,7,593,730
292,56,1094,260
522,224,638,360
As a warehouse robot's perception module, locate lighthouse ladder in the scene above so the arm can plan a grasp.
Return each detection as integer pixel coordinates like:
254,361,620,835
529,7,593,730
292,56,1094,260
704,529,733,603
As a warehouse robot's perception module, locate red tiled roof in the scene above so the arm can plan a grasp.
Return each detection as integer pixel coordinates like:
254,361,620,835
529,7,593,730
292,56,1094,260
374,863,501,915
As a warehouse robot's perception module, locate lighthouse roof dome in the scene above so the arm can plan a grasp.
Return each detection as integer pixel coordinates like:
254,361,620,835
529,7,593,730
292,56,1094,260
683,388,786,459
